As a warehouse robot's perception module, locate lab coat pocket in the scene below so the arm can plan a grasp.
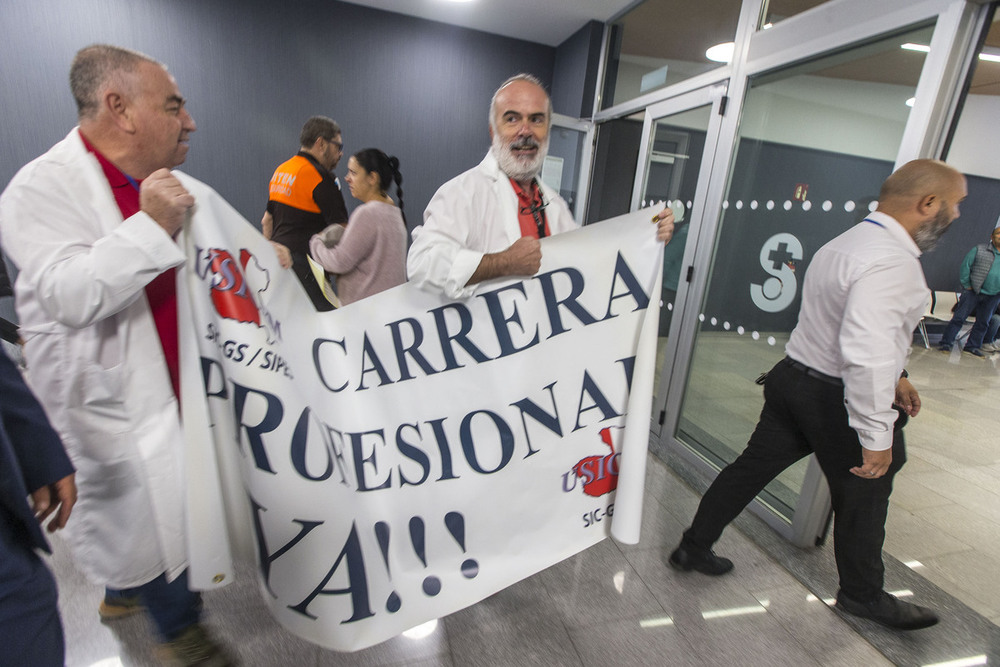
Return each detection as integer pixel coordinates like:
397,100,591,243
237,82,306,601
66,363,130,462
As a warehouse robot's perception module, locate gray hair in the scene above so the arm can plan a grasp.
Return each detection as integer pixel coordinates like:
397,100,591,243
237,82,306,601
70,44,160,120
488,73,552,133
300,116,341,148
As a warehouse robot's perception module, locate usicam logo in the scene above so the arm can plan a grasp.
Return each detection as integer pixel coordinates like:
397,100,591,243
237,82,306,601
197,247,281,343
562,426,621,497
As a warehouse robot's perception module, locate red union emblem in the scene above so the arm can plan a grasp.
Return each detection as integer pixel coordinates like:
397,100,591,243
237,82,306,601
563,427,621,497
207,248,261,325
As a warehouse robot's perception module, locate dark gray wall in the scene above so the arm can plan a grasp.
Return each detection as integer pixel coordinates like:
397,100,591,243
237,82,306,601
702,139,1000,332
0,0,561,229
586,118,643,224
705,141,892,333
551,21,604,119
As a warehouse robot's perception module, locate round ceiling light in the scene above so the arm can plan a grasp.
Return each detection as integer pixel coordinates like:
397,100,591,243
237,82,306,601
706,42,735,64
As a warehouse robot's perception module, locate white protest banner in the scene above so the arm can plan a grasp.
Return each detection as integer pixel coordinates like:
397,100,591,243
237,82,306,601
176,179,663,651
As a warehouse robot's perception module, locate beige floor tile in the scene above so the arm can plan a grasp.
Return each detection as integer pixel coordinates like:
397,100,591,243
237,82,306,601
884,505,971,561
889,475,952,512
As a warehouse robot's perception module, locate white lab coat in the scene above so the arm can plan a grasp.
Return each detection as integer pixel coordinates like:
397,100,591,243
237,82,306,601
0,128,199,588
407,151,578,299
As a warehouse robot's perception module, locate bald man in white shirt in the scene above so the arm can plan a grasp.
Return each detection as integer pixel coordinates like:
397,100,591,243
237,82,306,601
669,159,967,631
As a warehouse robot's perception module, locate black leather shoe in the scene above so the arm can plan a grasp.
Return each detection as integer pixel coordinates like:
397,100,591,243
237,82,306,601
669,543,733,576
835,590,938,630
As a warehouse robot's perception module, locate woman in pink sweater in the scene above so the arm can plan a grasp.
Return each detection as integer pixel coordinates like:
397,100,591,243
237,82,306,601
309,148,408,306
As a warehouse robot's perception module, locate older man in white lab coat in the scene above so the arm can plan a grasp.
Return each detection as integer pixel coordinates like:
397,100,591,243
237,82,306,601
408,73,675,299
0,44,233,665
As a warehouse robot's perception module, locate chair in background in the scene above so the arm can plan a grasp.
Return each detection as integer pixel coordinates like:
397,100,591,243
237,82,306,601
917,290,962,349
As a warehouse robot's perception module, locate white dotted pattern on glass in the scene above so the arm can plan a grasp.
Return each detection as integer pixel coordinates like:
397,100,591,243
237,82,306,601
677,197,881,349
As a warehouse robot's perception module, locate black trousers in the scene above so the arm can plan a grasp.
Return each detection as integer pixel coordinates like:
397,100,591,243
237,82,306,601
683,357,905,601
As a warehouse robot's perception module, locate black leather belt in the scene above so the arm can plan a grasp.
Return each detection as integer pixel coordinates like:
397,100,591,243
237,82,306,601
784,357,842,386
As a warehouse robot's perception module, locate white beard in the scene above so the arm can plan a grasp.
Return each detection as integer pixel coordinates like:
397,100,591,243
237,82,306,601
492,132,549,183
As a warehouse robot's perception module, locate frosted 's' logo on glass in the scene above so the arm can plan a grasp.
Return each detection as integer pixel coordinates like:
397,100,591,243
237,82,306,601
750,233,802,313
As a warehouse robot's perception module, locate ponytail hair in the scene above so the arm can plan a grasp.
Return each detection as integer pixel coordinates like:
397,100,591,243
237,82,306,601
353,148,406,226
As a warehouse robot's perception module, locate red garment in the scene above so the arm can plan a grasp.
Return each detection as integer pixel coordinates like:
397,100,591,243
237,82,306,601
510,178,549,239
80,133,180,399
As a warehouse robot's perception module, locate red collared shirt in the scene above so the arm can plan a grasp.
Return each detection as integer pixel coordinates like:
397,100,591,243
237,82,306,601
510,178,549,239
80,132,179,400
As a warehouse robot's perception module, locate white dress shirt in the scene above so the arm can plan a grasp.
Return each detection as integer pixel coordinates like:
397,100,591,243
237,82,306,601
785,211,928,451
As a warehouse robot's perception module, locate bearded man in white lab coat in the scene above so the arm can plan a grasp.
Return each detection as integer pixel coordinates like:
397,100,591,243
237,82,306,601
407,73,675,299
0,44,233,665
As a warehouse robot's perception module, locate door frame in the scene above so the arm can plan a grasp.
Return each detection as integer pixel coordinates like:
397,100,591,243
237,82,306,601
550,113,595,222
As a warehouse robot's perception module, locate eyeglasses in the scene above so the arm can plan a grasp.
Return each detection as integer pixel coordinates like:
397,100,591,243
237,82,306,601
326,138,343,151
519,195,548,239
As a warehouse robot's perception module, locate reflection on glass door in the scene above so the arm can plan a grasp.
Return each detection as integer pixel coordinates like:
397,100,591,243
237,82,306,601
601,0,741,109
761,0,833,29
586,116,643,224
937,3,1000,292
544,115,593,222
672,22,936,537
636,106,713,404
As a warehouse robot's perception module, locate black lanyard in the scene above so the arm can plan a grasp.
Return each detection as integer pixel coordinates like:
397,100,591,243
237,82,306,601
519,186,548,239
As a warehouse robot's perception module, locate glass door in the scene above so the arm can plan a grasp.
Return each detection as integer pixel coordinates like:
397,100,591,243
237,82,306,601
543,114,594,222
630,86,729,422
585,116,644,224
660,22,939,546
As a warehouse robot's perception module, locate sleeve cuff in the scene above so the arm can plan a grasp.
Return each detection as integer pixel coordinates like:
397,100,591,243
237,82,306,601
118,211,186,268
444,248,486,300
856,428,892,452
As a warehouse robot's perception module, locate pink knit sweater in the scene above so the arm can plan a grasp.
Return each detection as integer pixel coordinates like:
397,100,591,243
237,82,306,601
308,201,407,306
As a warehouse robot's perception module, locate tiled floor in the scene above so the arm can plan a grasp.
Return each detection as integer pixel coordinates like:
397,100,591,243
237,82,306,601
885,343,1000,625
51,455,893,667
47,337,1000,666
660,326,1000,623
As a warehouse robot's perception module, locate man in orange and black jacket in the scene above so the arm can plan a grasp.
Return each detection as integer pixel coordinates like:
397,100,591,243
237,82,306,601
262,116,348,311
